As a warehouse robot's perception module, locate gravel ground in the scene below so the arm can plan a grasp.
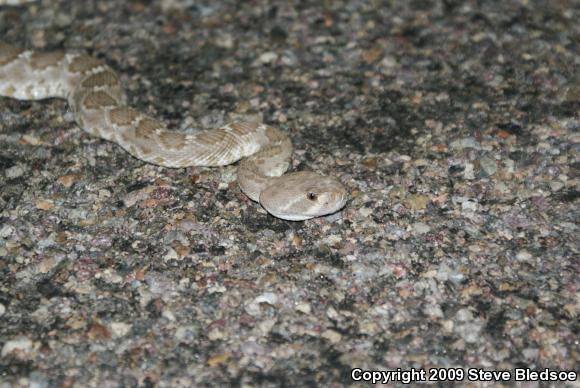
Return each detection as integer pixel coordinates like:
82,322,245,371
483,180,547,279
0,0,578,387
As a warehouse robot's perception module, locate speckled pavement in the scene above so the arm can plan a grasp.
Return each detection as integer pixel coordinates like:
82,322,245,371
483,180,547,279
0,0,578,387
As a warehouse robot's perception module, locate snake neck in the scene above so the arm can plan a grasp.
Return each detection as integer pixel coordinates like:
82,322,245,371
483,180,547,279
236,134,292,202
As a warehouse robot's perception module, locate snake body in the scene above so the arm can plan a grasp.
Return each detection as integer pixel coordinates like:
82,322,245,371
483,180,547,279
0,42,347,220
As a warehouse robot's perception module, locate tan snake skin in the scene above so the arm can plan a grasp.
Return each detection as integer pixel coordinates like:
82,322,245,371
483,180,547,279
0,42,348,220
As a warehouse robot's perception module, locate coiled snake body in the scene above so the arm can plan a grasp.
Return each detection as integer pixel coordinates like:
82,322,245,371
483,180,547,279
0,42,347,220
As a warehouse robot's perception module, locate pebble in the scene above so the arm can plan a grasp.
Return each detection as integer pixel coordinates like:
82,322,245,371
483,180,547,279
516,250,532,261
456,323,483,343
522,348,539,360
259,52,278,64
321,329,342,343
494,182,509,193
0,225,14,238
412,222,431,235
1,336,33,357
455,308,474,321
245,292,279,316
258,319,276,335
424,303,444,318
549,180,565,191
110,322,132,338
174,326,197,343
436,264,466,285
451,137,479,150
479,157,497,176
295,302,312,314
463,163,475,180
29,371,49,388
5,164,25,179
406,194,429,210
461,200,478,213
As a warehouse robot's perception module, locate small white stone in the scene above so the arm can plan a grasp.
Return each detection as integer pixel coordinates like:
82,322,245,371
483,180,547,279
381,56,397,68
295,302,311,314
549,180,564,191
215,33,234,49
326,307,339,320
163,248,180,261
516,250,532,261
436,264,465,285
451,137,479,150
21,134,42,145
358,207,373,217
0,303,5,317
455,308,473,321
412,222,431,235
344,254,357,262
0,224,14,238
5,164,25,179
442,320,454,332
259,52,278,64
98,189,111,198
245,292,278,316
321,329,342,343
110,322,132,338
162,310,176,321
1,336,33,357
323,234,342,245
174,326,196,342
463,163,475,180
522,347,539,359
28,371,49,388
448,271,465,285
424,303,444,318
254,292,278,305
461,200,478,213
208,328,224,341
495,182,509,193
457,322,482,343
258,319,276,335
468,244,482,252
101,269,123,283
480,157,497,176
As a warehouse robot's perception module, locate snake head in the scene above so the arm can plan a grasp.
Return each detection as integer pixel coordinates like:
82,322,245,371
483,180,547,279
259,171,349,221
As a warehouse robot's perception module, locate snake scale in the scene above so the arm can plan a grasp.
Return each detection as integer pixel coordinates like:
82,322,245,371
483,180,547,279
0,39,348,220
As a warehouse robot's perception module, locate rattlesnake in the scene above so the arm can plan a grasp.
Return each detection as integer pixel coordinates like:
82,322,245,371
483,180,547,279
0,41,348,220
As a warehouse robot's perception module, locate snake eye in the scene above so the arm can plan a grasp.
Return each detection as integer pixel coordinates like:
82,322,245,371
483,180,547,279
306,192,318,201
